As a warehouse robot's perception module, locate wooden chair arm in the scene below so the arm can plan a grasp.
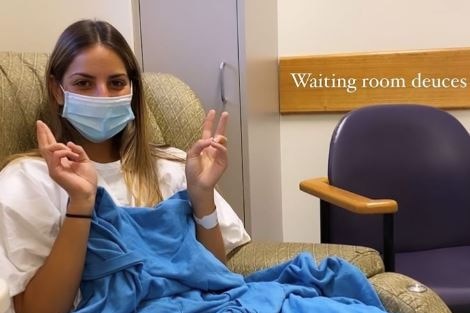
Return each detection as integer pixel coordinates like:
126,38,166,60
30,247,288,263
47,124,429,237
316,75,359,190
300,177,398,214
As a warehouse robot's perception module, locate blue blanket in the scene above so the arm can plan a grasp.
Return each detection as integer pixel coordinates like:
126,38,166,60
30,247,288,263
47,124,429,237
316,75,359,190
74,187,387,313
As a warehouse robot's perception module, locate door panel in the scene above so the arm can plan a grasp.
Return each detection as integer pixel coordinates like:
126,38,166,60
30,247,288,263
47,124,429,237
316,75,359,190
139,0,245,221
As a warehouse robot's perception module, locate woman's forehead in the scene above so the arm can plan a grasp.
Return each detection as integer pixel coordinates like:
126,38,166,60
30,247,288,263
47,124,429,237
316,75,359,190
65,44,128,78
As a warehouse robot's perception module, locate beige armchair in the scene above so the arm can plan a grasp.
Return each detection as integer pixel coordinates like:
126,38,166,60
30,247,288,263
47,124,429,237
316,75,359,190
0,52,450,313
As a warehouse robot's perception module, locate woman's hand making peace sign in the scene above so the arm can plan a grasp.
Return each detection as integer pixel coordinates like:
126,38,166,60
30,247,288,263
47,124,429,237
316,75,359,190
36,120,97,214
185,110,228,215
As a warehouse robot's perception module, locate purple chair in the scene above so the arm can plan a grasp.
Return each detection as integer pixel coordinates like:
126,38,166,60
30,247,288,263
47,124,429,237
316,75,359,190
300,104,470,313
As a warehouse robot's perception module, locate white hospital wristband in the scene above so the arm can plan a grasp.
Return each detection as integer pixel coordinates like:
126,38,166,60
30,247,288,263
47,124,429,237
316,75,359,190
193,208,219,230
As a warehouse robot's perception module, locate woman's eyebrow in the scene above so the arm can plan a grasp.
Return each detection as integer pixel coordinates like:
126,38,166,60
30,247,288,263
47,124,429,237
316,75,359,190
69,73,95,79
68,73,128,79
109,73,129,79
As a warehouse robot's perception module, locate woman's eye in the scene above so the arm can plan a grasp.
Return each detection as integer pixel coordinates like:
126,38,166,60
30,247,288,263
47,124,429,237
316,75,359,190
73,80,91,88
110,80,127,88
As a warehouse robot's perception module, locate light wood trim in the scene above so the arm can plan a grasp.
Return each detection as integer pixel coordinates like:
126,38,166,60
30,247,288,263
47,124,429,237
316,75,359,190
299,177,398,214
280,47,470,113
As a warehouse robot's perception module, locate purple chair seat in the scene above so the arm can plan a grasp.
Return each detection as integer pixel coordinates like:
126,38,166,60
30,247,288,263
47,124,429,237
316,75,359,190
397,246,470,313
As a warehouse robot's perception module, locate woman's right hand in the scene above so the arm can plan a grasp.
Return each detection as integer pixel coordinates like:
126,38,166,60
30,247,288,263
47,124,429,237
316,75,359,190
36,120,97,213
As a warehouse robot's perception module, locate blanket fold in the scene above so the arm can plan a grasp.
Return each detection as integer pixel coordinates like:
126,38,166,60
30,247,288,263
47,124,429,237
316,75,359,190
74,187,387,313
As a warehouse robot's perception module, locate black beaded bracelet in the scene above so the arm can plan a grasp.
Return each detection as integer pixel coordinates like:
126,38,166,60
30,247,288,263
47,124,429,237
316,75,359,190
65,213,92,219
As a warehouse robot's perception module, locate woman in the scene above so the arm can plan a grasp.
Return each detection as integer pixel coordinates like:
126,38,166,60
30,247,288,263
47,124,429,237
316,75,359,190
0,19,250,313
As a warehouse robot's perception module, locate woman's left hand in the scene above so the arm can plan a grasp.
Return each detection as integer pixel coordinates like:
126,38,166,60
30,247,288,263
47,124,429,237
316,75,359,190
185,110,228,211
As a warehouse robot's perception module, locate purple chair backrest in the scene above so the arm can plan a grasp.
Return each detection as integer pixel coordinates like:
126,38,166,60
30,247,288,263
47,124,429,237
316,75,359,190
326,104,470,253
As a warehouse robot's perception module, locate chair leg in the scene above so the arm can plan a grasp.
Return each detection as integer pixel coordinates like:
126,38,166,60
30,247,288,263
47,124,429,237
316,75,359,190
383,214,395,272
320,200,330,243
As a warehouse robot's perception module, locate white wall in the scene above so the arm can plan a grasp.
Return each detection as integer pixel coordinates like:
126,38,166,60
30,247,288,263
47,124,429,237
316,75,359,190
0,0,134,52
278,0,470,243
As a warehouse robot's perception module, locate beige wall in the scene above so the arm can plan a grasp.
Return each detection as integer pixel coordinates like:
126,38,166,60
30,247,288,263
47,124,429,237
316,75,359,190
278,0,470,243
0,0,134,52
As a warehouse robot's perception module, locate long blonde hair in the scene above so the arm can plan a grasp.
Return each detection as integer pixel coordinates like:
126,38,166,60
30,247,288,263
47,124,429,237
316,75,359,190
44,19,162,206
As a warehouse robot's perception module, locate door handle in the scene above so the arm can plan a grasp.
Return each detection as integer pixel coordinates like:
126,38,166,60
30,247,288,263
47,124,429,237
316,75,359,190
219,61,227,105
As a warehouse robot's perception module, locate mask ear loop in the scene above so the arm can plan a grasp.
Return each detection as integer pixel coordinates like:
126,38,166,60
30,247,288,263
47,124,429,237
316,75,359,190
58,85,68,113
59,84,69,97
57,84,68,105
52,84,66,118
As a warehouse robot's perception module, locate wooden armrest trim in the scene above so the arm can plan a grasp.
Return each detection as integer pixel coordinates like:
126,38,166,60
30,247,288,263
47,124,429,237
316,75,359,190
300,177,397,214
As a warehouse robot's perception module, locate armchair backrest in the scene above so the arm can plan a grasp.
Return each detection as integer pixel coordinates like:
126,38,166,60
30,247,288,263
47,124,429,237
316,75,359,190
325,104,470,253
0,52,205,162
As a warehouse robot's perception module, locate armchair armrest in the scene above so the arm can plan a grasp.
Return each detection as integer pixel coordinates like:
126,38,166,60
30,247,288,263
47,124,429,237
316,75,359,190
300,177,397,214
370,272,451,313
227,241,384,278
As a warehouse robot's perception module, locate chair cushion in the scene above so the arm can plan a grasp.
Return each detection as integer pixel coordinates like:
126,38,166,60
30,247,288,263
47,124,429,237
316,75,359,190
396,246,470,313
0,52,50,161
142,73,205,151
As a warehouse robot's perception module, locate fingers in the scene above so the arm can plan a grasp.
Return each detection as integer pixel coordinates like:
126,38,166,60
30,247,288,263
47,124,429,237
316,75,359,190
201,110,229,141
49,149,80,164
37,120,86,164
187,138,213,159
212,135,227,146
202,110,216,140
67,142,90,162
189,110,229,160
188,136,228,158
210,138,228,155
36,120,57,148
214,111,229,137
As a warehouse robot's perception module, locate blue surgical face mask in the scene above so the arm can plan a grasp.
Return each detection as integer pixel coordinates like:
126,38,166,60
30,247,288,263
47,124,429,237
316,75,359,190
60,86,135,143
